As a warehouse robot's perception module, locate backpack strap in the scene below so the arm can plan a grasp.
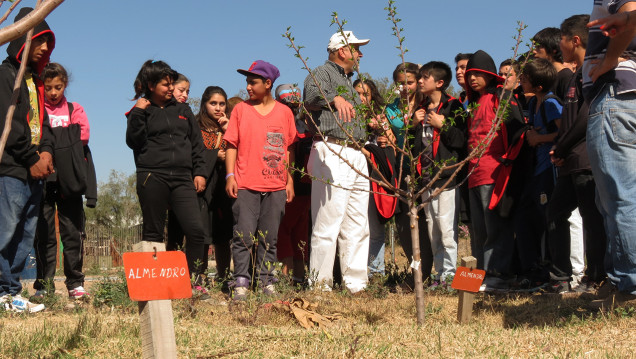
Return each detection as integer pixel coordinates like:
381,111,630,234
67,102,74,119
539,94,562,133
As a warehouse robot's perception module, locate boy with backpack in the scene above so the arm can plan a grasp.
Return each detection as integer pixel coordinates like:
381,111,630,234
412,61,466,285
515,58,562,288
224,60,297,299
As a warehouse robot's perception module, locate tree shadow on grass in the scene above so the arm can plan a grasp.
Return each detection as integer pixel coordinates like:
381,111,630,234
474,293,595,328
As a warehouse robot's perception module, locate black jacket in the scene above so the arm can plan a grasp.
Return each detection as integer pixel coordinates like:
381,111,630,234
0,7,55,181
126,98,206,178
552,68,590,175
413,92,467,188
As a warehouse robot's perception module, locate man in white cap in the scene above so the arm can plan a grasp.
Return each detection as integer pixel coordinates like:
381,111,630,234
303,30,371,293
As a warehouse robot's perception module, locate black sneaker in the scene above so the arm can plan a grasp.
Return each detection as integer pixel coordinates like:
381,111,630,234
549,280,570,294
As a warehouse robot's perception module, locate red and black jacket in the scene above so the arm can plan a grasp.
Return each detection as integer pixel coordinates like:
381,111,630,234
413,92,467,188
0,7,55,181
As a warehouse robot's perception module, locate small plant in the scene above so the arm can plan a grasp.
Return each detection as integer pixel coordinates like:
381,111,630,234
91,274,133,310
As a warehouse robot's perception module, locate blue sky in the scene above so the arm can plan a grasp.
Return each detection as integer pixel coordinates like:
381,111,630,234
2,0,591,182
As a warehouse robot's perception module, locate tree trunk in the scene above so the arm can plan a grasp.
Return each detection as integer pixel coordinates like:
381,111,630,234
409,197,426,325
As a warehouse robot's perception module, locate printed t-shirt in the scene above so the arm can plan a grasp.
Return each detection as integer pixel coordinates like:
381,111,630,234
467,93,505,188
224,101,297,192
25,72,40,145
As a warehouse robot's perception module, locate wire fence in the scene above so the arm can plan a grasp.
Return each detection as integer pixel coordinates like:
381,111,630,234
83,224,142,270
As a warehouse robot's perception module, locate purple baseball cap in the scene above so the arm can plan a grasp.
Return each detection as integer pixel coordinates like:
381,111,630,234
237,60,280,84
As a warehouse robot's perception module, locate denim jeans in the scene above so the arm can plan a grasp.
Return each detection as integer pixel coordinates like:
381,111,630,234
367,194,386,276
587,83,636,294
0,176,43,296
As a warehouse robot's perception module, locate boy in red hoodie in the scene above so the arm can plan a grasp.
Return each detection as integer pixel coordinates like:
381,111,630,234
0,7,55,313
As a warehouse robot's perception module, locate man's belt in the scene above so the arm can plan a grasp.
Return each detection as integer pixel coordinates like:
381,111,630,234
313,135,363,150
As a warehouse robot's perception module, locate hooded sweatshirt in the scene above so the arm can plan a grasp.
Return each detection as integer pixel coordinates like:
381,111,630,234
464,50,507,188
0,7,55,181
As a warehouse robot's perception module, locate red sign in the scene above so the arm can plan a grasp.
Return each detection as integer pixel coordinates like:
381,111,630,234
451,266,486,293
123,251,192,301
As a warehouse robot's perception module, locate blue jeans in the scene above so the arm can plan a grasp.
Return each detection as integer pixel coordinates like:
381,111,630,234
367,194,385,276
587,83,636,295
0,176,43,296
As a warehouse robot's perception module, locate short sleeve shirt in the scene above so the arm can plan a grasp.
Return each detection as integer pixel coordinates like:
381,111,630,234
224,101,297,192
583,0,636,101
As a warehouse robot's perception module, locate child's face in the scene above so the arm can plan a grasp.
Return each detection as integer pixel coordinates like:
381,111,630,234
395,72,418,99
467,72,490,95
498,65,518,91
519,74,534,94
532,46,550,60
355,83,371,105
559,35,576,63
206,93,227,121
455,59,469,87
246,76,270,101
28,35,49,65
149,76,174,105
173,81,190,103
44,76,66,106
418,71,439,95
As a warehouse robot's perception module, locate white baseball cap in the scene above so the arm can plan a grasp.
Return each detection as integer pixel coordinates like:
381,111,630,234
327,30,370,52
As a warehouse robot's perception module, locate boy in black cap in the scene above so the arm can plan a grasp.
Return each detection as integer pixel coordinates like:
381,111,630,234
464,50,527,291
224,60,297,299
0,7,55,313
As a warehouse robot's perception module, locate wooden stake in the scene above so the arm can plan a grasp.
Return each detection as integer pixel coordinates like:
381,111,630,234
457,256,477,324
133,241,177,359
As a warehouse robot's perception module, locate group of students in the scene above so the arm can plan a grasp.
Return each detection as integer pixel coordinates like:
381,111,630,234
344,15,607,295
3,2,636,311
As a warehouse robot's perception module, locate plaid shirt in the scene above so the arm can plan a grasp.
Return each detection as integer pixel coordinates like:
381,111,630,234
303,61,367,141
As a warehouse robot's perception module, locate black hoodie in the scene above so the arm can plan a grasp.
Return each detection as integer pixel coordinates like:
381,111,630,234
0,7,55,181
126,98,207,178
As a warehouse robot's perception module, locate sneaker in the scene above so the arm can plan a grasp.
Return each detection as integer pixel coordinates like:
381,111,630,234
232,286,249,301
549,280,570,294
30,290,48,303
262,284,277,296
479,276,510,293
3,295,45,313
68,286,89,299
231,277,250,301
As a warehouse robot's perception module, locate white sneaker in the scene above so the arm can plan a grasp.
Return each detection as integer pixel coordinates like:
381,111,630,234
68,286,89,299
3,295,45,313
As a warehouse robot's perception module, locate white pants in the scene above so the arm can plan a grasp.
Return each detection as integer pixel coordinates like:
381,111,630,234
308,141,370,293
423,188,459,281
569,208,585,283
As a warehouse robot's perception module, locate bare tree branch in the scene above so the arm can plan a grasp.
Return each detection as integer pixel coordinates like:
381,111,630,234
0,0,22,28
0,0,64,47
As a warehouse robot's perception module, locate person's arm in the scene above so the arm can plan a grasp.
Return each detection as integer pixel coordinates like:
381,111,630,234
438,100,467,150
225,144,238,199
285,148,295,203
70,102,90,145
0,69,41,169
125,98,150,150
183,106,206,193
303,67,354,122
589,2,636,82
588,9,636,37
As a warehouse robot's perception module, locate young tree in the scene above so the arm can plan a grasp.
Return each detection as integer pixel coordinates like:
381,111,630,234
285,0,527,325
